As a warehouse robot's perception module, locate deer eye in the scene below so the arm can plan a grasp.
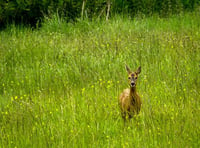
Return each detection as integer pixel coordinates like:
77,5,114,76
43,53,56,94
128,77,131,80
135,77,138,80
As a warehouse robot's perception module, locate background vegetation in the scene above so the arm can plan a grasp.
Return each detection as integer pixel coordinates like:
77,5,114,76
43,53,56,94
0,0,200,27
0,11,200,147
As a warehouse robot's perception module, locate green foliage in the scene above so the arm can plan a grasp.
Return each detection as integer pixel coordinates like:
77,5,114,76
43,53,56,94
0,0,200,27
0,12,200,147
0,0,48,27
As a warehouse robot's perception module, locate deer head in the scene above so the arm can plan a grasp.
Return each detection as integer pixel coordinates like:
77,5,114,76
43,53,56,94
126,65,141,88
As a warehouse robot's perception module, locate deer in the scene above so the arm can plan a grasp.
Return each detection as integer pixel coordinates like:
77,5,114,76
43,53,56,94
119,65,142,122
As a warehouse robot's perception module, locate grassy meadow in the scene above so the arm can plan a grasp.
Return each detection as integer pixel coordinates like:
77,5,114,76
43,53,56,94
0,13,200,147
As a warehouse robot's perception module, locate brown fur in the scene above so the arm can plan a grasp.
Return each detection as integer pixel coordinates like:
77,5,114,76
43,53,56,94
119,65,142,121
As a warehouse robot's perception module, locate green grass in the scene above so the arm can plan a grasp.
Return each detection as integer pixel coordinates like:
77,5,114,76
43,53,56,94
0,12,200,147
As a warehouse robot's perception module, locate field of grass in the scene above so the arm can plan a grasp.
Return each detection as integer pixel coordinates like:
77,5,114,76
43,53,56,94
0,12,200,147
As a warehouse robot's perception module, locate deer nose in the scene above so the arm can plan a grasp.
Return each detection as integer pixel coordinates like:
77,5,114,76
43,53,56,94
131,82,135,87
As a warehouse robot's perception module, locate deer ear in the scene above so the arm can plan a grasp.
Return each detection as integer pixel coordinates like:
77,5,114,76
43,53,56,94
126,65,131,74
136,66,141,74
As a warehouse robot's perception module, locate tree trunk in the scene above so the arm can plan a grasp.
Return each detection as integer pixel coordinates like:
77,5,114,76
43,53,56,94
106,0,111,21
81,0,86,20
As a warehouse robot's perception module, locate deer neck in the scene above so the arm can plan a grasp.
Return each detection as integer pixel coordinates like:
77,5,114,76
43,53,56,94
129,87,137,100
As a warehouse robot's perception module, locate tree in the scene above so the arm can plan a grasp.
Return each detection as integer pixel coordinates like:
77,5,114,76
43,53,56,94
106,0,111,21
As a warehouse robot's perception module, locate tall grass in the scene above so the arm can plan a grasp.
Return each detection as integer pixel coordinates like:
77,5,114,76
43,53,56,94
0,12,200,147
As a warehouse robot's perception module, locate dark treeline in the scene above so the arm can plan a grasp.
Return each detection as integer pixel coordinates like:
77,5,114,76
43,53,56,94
0,0,199,27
